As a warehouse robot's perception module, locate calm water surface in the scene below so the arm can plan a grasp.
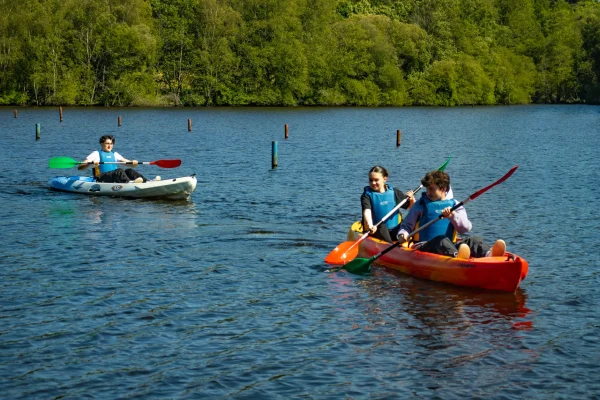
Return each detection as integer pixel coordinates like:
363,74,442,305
1,105,599,398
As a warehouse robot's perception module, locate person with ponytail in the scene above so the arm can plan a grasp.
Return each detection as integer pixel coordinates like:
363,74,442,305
361,165,415,243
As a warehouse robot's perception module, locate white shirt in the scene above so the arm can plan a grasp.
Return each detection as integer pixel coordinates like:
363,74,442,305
84,151,126,162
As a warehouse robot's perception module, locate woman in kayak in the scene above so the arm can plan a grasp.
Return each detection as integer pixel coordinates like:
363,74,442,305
361,165,415,243
396,170,505,259
77,135,156,183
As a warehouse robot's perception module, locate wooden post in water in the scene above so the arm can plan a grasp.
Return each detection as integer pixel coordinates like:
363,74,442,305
188,119,192,132
36,123,40,140
272,141,278,169
396,130,402,147
118,116,122,127
285,124,289,139
59,106,63,122
13,110,17,118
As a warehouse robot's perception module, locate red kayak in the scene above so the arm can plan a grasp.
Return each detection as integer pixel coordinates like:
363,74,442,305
346,222,528,292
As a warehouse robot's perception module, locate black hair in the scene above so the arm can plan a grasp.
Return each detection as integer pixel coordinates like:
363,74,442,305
99,135,115,144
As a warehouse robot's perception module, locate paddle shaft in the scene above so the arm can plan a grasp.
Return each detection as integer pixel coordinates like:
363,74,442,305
367,156,452,232
342,184,423,258
47,157,182,169
81,161,152,165
80,159,181,168
83,159,181,168
372,184,423,230
365,166,519,264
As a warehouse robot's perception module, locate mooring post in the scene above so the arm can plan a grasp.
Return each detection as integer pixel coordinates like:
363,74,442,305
13,110,17,118
272,141,278,169
285,124,289,139
396,130,402,147
59,106,63,122
36,123,41,140
188,119,192,132
118,116,122,127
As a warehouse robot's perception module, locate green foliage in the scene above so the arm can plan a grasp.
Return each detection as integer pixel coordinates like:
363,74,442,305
410,60,459,106
0,91,28,105
578,2,600,103
496,0,545,60
455,54,495,105
0,0,599,105
487,47,537,104
535,5,583,102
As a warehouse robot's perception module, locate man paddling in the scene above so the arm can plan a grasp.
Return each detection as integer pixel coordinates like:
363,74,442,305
396,170,505,259
78,135,158,184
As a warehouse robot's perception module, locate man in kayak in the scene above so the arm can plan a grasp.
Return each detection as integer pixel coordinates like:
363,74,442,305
78,135,156,183
396,170,505,259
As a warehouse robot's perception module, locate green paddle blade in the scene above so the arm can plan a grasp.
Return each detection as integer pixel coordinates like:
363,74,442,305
438,155,451,171
342,257,374,275
48,157,79,169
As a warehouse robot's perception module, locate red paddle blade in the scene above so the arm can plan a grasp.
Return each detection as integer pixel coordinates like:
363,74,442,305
152,159,182,168
324,241,360,265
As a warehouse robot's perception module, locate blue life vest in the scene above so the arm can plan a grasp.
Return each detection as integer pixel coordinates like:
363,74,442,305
94,150,118,177
365,185,399,229
415,194,457,242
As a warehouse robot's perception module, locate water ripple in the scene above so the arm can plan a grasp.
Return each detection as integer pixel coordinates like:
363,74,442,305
1,105,599,398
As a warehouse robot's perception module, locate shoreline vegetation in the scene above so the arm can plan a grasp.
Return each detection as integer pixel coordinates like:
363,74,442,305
1,0,599,107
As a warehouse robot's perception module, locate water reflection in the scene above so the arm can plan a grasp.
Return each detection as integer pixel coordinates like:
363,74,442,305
327,267,533,338
46,198,80,229
326,267,536,393
370,268,531,329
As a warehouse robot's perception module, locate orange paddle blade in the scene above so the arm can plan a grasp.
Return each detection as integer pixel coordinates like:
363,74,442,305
324,241,360,265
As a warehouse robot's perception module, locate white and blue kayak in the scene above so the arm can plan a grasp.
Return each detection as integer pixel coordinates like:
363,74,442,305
48,175,197,200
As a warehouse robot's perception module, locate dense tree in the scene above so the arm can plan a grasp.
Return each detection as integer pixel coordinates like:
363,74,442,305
536,3,582,102
578,1,600,103
1,0,599,105
0,0,155,106
487,47,537,104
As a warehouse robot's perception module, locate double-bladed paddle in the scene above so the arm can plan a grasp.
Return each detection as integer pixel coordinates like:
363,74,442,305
337,165,519,275
324,156,452,265
48,156,182,169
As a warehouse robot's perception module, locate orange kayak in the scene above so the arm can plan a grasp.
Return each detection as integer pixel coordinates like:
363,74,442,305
347,222,528,292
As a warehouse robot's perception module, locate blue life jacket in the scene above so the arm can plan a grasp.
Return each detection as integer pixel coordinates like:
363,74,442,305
415,194,457,242
365,185,399,229
94,150,118,177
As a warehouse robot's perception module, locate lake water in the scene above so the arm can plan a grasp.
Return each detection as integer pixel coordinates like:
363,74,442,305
1,105,599,398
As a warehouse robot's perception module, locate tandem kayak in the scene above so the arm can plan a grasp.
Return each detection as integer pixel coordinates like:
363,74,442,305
48,175,197,200
346,221,528,292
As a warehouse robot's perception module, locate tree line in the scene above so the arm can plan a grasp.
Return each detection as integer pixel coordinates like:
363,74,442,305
1,0,599,106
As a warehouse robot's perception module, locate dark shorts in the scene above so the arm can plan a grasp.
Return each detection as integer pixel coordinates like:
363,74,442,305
96,168,146,183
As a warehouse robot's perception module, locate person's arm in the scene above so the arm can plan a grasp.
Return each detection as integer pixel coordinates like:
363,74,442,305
360,190,377,234
445,205,472,234
397,203,422,241
394,188,415,210
114,152,138,167
77,151,98,170
405,190,415,208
